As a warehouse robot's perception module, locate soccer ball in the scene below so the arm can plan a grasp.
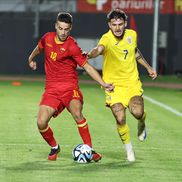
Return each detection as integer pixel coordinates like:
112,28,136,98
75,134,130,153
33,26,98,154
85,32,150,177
72,144,93,163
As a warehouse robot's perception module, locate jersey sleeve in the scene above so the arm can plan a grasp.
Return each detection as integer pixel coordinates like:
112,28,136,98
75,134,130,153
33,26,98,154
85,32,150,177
98,35,109,53
38,33,49,49
133,30,137,48
70,41,87,67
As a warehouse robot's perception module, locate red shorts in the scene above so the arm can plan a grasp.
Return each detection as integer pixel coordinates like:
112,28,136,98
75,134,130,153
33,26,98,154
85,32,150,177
39,89,83,117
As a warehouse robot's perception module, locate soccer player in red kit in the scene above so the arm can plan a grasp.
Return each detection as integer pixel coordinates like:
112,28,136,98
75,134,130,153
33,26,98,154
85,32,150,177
28,12,114,161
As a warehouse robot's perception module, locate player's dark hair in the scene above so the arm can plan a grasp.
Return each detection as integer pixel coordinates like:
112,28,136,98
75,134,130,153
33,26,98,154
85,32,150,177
107,9,127,22
56,12,73,24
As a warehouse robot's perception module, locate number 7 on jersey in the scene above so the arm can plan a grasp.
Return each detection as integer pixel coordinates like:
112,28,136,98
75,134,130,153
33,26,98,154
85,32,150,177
123,49,128,60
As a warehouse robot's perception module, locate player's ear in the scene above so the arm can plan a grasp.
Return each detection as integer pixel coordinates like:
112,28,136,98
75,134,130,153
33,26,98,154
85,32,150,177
108,22,111,29
70,24,72,31
55,22,57,30
125,21,127,27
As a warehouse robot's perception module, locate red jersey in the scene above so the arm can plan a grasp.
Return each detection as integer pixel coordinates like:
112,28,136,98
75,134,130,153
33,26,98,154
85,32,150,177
38,32,87,91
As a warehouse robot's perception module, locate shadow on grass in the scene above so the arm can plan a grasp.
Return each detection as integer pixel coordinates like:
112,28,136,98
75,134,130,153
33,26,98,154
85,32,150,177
4,149,140,173
5,159,138,173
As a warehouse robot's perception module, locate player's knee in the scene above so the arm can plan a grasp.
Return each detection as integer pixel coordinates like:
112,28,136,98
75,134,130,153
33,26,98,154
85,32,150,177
37,116,48,130
116,116,126,125
72,111,83,122
132,110,143,119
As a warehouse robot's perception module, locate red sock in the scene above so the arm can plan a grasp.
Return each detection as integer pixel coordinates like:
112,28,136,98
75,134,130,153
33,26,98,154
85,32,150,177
39,126,57,147
77,118,92,147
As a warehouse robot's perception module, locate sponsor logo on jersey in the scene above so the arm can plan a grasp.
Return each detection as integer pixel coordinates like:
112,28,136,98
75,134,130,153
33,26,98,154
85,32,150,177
115,41,119,45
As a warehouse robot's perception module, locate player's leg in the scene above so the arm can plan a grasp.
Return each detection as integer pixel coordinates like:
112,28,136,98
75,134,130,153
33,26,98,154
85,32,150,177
111,103,135,162
68,99,92,147
68,99,101,162
128,96,146,141
37,105,60,160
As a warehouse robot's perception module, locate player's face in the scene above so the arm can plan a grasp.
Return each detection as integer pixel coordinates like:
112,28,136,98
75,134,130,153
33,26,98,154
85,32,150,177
108,18,126,38
55,21,72,41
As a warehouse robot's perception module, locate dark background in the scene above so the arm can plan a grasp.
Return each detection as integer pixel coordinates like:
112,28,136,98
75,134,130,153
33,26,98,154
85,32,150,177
0,12,181,75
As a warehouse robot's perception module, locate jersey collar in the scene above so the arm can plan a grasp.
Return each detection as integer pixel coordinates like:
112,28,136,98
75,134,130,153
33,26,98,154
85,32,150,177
54,35,65,44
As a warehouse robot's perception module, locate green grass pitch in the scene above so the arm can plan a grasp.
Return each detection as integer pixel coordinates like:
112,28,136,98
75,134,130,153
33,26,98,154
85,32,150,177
0,78,182,182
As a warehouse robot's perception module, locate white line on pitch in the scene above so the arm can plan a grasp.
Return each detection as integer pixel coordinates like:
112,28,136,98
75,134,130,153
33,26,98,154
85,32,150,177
144,95,182,117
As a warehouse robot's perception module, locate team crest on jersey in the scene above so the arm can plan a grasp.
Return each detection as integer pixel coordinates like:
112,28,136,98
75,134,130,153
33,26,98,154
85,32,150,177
126,36,132,44
60,47,66,52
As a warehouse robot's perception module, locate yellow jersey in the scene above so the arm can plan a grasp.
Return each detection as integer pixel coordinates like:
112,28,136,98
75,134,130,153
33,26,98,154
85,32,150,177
98,29,140,87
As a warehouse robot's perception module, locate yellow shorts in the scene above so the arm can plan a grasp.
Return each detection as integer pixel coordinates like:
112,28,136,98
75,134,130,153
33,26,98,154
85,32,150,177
105,81,143,108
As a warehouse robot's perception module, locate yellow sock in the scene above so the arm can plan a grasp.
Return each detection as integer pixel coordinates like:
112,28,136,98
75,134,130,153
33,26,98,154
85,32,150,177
117,124,130,144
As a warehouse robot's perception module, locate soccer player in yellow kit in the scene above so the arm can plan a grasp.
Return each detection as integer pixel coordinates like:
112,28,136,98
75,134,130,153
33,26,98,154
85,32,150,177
88,9,157,162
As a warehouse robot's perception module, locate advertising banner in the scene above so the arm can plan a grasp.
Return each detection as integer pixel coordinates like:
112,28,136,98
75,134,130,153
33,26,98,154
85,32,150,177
77,0,175,14
175,0,182,14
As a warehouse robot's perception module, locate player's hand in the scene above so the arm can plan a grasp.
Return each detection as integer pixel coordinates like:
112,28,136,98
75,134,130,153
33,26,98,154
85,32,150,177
103,83,114,92
29,60,37,70
148,68,157,80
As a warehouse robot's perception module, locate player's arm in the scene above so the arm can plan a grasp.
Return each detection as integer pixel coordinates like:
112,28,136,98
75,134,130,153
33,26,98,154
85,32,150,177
136,48,157,80
87,45,105,59
83,62,114,92
28,45,42,70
